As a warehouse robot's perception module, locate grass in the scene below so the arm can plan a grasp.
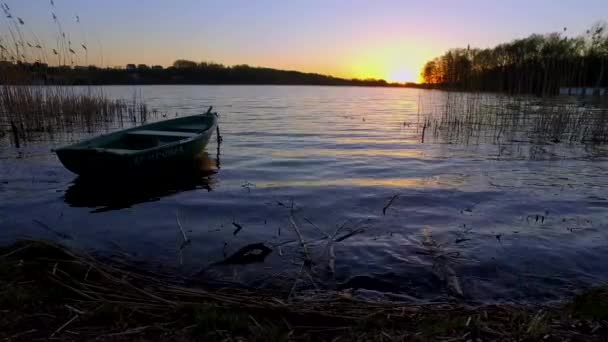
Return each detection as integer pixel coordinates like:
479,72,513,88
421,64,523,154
419,92,608,146
0,3,150,147
0,84,149,147
0,240,607,341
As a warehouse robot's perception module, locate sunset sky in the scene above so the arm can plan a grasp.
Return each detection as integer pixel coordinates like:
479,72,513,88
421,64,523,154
3,0,608,82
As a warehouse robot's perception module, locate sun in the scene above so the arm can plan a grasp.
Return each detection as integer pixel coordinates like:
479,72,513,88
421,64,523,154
347,45,433,84
387,68,415,83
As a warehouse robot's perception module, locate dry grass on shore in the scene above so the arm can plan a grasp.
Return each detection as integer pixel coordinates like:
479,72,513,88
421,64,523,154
1,240,607,341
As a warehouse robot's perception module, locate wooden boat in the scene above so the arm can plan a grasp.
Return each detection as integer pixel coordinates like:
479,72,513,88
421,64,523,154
55,107,218,177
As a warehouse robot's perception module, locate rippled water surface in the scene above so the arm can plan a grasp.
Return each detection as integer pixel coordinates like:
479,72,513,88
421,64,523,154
1,86,607,302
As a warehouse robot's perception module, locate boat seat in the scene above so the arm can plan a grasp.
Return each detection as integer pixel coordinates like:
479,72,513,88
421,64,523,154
127,130,198,138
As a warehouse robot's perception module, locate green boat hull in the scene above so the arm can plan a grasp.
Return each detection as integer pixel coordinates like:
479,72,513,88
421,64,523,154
55,110,218,177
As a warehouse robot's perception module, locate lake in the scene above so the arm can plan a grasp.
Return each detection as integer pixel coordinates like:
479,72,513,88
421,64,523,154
1,85,607,303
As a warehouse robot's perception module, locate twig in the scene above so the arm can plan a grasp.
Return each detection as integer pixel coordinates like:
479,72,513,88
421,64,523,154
51,314,79,337
330,219,352,241
232,221,243,236
323,219,355,275
304,268,320,290
48,276,99,300
335,228,365,242
303,217,330,238
84,265,92,281
0,243,31,258
176,210,191,265
118,278,177,306
328,244,336,275
175,210,190,246
6,329,37,340
288,214,312,265
382,195,399,215
288,262,306,300
64,304,85,315
103,325,150,338
32,219,72,239
249,315,263,329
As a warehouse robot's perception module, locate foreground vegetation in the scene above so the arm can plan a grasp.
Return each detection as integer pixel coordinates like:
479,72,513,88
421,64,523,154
421,22,608,95
0,240,607,341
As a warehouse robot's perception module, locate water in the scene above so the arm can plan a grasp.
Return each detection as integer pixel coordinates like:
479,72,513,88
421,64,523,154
1,85,607,303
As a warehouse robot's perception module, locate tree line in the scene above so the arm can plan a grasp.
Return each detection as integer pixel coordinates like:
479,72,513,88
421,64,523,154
0,60,405,88
421,23,608,95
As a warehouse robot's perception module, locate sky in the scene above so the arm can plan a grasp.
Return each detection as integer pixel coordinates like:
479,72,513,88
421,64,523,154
2,0,608,82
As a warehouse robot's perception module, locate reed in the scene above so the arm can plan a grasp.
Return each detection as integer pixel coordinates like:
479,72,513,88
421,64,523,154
0,85,148,146
420,92,608,146
0,2,149,146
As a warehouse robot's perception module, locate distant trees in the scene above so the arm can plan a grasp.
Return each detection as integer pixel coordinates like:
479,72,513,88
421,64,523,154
172,59,198,69
0,60,400,87
421,22,608,95
160,62,391,86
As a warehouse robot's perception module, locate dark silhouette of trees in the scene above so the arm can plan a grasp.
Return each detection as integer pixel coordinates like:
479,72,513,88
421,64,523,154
421,23,608,95
0,60,401,87
172,59,198,69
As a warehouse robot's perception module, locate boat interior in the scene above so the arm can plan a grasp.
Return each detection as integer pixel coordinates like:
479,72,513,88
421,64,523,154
98,122,209,151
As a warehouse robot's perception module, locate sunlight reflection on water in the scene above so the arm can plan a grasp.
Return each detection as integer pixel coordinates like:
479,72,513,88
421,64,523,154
254,176,457,189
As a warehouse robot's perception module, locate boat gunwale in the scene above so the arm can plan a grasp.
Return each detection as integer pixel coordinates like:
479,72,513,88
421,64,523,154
54,112,217,157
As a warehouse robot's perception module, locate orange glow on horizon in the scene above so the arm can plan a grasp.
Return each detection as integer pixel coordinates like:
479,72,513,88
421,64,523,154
340,45,435,84
98,40,437,84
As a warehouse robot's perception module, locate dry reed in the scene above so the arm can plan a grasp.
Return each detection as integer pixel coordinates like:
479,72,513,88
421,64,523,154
0,85,148,146
420,92,608,145
0,240,606,341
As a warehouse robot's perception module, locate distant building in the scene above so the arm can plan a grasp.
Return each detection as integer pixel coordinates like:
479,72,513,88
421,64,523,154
126,64,136,70
137,64,149,70
151,65,163,70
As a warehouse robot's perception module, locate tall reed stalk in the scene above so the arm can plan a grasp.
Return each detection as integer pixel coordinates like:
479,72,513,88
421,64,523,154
0,1,149,146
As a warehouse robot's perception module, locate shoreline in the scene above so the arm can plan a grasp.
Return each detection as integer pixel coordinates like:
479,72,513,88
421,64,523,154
1,240,606,341
1,82,421,89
